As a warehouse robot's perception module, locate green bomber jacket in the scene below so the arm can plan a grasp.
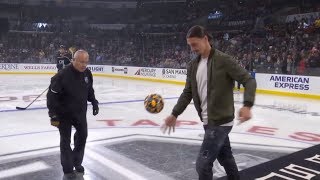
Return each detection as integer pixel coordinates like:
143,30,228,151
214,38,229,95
172,48,257,125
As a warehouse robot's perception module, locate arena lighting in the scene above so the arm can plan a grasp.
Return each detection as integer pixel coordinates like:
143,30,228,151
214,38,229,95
36,23,48,28
208,10,223,19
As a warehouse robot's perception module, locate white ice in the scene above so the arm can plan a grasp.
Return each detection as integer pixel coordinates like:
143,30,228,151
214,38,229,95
0,74,319,156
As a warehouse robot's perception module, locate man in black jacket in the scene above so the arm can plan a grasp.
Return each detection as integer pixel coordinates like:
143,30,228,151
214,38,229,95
56,45,72,72
47,49,99,178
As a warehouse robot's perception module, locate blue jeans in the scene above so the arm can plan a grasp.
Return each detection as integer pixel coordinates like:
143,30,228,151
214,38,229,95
196,125,239,180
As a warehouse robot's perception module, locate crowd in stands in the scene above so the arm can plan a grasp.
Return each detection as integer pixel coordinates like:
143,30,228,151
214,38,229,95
0,0,320,76
1,18,319,76
215,15,320,76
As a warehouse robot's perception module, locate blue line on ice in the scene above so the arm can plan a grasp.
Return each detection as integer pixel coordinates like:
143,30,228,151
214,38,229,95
0,97,179,113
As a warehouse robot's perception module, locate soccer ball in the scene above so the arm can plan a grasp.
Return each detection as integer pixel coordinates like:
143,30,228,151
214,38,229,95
144,94,164,114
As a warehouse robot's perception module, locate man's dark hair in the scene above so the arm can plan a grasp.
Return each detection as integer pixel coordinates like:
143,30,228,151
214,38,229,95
186,25,213,42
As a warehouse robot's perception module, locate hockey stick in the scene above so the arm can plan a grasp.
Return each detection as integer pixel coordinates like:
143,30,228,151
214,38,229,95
16,87,49,110
16,48,73,110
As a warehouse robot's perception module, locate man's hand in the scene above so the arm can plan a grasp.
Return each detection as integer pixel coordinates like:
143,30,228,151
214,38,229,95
160,115,177,135
50,117,60,128
238,106,252,124
93,104,99,116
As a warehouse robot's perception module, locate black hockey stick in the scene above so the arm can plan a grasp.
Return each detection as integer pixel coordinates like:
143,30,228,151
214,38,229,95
16,87,49,110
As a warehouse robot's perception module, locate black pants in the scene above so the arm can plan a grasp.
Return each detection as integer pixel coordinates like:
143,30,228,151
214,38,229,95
196,125,239,180
58,117,88,174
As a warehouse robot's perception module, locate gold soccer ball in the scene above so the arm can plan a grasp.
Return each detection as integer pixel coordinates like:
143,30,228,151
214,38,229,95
144,94,164,114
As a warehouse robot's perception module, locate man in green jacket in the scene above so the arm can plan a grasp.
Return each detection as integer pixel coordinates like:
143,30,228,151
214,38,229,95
162,25,256,180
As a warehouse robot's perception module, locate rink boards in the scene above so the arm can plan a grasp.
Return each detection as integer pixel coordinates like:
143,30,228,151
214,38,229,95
0,63,319,99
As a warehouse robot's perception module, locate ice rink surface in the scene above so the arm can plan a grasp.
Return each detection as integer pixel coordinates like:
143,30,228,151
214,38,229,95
0,74,319,180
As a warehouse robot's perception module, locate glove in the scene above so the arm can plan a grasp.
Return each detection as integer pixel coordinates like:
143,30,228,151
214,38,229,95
93,103,99,116
50,115,60,128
